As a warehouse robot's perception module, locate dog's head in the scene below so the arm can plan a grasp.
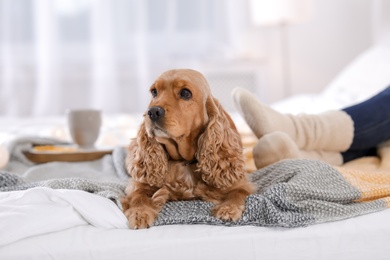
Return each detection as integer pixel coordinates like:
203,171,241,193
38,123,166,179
144,69,211,161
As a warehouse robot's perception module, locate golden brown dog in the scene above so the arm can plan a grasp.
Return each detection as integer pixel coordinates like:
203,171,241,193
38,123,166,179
122,69,254,229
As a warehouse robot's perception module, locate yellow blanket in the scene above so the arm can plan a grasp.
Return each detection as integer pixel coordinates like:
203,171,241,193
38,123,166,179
336,141,390,206
243,131,390,207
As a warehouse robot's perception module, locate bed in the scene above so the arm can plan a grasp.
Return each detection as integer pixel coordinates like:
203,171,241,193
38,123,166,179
2,26,390,260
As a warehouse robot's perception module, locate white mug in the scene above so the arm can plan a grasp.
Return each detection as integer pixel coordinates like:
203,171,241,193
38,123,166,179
67,109,102,149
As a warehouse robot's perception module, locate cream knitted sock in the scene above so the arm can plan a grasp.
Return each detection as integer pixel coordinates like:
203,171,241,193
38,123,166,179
232,87,354,152
252,132,343,169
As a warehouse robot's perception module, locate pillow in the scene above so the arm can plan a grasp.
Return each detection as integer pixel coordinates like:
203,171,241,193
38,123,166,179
272,44,390,114
322,44,390,107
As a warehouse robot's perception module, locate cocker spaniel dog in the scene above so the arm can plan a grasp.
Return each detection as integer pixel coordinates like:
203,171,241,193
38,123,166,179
122,69,255,229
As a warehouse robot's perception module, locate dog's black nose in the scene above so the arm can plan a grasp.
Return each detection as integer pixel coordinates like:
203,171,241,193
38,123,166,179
147,106,165,122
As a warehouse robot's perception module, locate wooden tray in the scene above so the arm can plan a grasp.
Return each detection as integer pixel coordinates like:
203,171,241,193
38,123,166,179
24,145,113,164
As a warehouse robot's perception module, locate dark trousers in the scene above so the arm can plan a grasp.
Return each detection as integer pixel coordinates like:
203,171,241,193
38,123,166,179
342,86,390,162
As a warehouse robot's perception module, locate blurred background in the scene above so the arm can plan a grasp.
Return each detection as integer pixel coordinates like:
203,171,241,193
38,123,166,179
0,0,383,117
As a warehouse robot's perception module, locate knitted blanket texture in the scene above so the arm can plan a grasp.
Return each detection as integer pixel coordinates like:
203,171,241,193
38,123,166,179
1,137,390,228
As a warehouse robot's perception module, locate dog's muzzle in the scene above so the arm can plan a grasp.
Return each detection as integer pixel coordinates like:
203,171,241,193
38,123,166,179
147,106,165,122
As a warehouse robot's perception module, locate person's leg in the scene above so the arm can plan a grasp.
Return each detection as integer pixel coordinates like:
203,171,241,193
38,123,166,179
232,86,390,168
252,132,343,169
232,87,354,151
341,86,390,162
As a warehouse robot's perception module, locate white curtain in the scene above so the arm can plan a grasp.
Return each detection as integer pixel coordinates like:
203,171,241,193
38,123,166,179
0,0,251,117
33,0,61,116
91,0,120,113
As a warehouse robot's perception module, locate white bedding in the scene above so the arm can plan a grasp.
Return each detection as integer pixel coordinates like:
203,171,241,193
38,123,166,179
1,123,390,260
1,208,390,260
0,187,127,247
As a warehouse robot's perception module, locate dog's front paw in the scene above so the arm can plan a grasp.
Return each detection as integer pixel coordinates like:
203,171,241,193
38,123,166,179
212,204,244,222
124,207,158,229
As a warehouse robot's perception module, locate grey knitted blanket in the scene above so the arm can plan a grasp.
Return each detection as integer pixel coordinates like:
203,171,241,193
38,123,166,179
1,137,389,228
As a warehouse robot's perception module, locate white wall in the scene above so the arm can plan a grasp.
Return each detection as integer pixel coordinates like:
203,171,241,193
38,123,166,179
259,0,374,104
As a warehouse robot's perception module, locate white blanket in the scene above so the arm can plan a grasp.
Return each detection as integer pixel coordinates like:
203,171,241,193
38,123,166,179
0,187,128,246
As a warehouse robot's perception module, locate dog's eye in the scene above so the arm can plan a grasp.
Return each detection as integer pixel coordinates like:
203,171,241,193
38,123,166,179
179,88,192,100
151,88,157,98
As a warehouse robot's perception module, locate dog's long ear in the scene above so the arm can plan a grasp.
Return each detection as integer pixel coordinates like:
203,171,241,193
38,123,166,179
126,122,168,187
196,97,245,188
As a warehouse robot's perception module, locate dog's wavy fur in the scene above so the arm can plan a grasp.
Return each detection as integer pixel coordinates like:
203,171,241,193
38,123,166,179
122,69,254,229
